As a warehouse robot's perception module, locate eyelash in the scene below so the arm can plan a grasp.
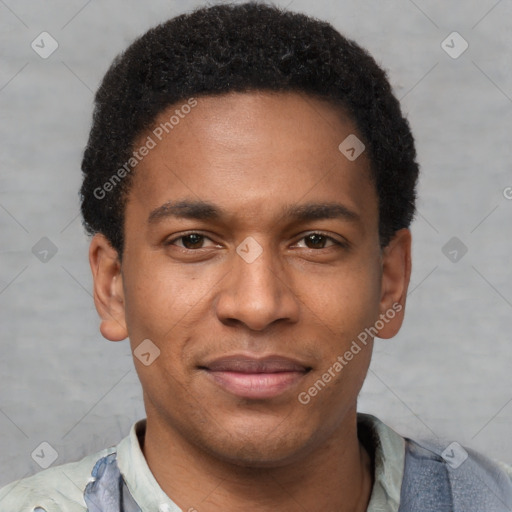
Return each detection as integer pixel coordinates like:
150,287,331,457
165,232,348,250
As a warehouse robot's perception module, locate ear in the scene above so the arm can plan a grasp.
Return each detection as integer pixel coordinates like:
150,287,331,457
88,233,128,342
376,228,412,339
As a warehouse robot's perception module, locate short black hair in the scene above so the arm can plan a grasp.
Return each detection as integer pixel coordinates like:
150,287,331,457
80,1,419,261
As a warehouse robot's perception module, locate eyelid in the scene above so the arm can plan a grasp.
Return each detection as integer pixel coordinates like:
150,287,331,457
292,231,348,249
165,231,219,248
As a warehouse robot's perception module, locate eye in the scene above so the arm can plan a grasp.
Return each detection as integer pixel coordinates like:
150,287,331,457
295,233,346,250
166,233,218,250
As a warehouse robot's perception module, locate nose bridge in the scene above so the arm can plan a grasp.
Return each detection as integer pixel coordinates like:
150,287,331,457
236,243,279,297
214,237,299,330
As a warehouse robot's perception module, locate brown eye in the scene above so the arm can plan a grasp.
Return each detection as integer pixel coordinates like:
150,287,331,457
304,234,329,249
165,232,221,252
165,233,207,249
294,233,347,250
179,234,205,249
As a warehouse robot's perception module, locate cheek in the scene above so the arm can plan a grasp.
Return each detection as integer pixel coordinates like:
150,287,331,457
303,263,381,338
122,255,223,345
121,258,182,342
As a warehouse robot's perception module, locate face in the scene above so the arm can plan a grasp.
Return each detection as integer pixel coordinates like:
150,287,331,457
90,91,411,467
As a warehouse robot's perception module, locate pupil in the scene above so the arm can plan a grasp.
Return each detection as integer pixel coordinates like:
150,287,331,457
184,234,203,248
307,234,325,248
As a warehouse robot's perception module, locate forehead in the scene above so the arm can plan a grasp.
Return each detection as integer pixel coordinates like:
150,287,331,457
126,91,376,228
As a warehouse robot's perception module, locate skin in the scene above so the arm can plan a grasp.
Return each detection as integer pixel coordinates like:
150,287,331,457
89,91,412,512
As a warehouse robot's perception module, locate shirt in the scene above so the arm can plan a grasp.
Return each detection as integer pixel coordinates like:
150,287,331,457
0,412,508,511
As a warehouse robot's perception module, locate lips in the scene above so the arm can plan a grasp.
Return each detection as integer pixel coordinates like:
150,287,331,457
200,355,311,400
204,356,309,373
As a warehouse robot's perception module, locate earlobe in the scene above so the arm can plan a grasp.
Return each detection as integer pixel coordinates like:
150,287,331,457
376,228,412,339
88,233,128,342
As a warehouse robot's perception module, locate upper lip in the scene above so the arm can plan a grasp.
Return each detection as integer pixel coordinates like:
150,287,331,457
201,354,311,373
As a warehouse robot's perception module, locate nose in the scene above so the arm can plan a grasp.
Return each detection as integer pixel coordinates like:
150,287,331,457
214,242,300,331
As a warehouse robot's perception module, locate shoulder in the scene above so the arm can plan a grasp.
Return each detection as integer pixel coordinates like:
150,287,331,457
358,413,512,510
0,446,115,512
402,436,512,510
405,434,512,480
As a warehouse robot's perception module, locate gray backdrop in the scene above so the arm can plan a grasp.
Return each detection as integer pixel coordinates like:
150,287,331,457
1,0,511,486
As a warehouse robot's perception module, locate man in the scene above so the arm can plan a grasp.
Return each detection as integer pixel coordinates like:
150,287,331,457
1,2,511,511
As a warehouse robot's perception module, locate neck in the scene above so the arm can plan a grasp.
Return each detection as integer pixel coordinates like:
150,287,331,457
142,409,374,512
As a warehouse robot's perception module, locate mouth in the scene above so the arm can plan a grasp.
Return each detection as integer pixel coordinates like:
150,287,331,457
199,355,312,400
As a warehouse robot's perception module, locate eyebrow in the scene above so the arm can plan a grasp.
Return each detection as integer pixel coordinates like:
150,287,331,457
147,200,360,225
148,200,222,224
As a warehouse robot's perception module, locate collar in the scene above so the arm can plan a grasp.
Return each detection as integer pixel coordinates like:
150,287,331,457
357,413,405,512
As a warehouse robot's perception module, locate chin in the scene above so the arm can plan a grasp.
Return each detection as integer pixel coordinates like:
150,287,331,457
211,442,306,469
195,421,317,469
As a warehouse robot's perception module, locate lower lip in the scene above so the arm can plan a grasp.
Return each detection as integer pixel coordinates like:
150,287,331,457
204,370,308,399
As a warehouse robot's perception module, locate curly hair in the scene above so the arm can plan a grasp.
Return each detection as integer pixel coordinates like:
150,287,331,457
80,1,419,261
